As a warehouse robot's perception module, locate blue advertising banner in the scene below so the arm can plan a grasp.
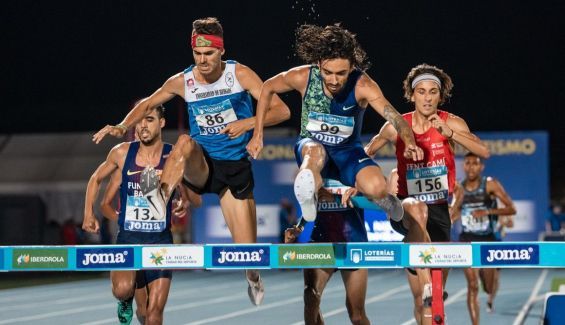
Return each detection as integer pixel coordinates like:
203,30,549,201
211,245,270,268
193,131,548,243
76,247,134,269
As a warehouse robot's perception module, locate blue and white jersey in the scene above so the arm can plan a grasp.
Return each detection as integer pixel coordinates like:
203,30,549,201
183,60,253,160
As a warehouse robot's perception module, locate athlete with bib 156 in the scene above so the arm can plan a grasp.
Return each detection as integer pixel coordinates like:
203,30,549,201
247,23,423,225
365,64,490,324
91,17,291,306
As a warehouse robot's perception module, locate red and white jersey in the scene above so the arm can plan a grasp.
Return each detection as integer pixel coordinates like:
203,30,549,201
396,110,455,204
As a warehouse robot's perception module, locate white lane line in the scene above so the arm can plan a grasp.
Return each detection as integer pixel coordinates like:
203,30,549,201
323,284,410,320
512,269,548,325
184,272,402,325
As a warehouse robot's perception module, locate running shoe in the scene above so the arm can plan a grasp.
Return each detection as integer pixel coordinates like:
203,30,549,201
247,275,265,306
294,169,317,222
117,298,133,325
140,166,159,194
140,166,166,220
423,284,449,307
486,301,494,313
374,194,404,222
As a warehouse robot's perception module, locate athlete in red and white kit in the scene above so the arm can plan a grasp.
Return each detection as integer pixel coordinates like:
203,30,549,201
365,63,489,324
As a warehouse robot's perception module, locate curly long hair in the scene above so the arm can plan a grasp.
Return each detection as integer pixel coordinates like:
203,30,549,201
295,24,370,71
403,63,454,105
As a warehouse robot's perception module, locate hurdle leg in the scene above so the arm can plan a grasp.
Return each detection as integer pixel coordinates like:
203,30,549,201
431,268,445,325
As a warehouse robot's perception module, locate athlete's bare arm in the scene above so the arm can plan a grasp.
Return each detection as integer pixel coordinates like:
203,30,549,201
83,143,128,233
450,182,464,223
100,170,121,221
93,75,184,144
172,185,202,217
438,113,490,159
219,64,291,139
471,177,517,218
356,73,423,161
247,65,310,158
364,122,397,157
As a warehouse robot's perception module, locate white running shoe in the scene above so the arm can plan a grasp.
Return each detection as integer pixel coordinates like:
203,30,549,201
144,187,167,220
375,194,404,222
294,169,317,222
140,166,166,220
247,275,265,306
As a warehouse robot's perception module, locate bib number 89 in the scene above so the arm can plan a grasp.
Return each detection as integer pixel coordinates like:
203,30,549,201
320,123,339,134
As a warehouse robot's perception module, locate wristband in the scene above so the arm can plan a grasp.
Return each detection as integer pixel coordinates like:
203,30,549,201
115,124,128,132
296,217,307,231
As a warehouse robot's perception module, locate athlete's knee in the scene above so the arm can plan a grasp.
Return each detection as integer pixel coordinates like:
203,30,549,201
112,281,135,301
467,278,480,295
145,306,164,325
347,307,367,325
304,286,322,308
358,177,387,200
301,144,326,168
175,134,197,157
404,199,428,228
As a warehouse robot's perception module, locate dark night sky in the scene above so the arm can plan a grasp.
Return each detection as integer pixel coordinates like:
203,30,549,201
3,1,565,197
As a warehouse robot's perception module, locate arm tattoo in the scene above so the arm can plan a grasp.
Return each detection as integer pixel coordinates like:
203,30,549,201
383,104,414,145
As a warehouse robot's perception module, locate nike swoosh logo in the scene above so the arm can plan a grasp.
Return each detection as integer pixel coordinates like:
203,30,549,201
127,170,143,176
236,182,251,194
358,157,371,163
342,105,355,111
191,87,199,93
146,195,160,213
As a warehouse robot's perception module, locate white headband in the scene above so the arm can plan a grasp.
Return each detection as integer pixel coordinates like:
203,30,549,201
411,73,441,89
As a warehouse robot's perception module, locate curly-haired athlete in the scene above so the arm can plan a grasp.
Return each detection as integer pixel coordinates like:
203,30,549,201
248,23,423,223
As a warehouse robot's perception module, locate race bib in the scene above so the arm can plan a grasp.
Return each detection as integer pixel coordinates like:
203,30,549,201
306,112,354,145
406,165,448,203
124,196,165,233
461,207,491,233
193,99,238,135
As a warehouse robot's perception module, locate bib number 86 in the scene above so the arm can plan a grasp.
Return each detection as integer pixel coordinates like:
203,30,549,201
205,113,224,126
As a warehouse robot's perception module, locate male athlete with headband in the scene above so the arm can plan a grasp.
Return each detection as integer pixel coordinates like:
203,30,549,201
92,17,290,306
366,63,489,324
